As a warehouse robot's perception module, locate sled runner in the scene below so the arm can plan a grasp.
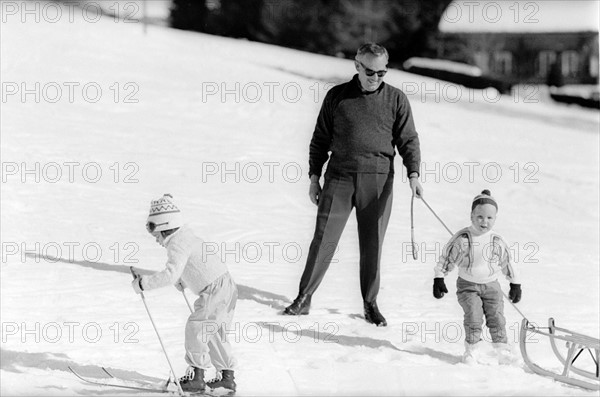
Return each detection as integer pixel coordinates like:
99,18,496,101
520,317,599,390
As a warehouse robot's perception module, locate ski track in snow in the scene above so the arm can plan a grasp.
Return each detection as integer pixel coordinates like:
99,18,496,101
1,3,599,396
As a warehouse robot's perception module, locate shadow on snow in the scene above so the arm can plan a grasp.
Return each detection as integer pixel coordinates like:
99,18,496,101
22,254,462,365
25,253,291,311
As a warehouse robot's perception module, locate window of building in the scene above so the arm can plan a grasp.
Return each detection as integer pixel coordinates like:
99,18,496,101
493,51,513,75
590,55,599,78
537,51,557,77
561,51,579,77
473,51,490,74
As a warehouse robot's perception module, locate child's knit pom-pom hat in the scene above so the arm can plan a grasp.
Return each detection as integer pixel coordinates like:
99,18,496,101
147,193,183,233
471,189,498,211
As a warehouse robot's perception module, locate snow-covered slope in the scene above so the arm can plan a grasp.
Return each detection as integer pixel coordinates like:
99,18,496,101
1,3,599,396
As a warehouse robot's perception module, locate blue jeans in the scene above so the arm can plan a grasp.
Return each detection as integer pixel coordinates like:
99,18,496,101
456,277,507,344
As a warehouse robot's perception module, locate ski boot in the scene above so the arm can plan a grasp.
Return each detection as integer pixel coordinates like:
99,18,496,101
177,366,206,393
207,369,236,392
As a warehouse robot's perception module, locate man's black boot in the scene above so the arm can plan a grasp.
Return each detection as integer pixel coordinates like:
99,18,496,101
364,301,387,327
207,369,236,392
283,294,311,315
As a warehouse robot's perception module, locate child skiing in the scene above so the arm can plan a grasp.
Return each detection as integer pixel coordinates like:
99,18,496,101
432,190,522,364
131,194,238,393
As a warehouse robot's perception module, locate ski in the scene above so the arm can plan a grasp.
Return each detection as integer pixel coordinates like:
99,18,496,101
69,366,230,396
100,366,167,388
102,367,233,396
68,365,171,393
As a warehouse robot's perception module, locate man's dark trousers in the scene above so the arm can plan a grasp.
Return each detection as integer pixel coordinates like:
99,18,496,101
299,171,394,303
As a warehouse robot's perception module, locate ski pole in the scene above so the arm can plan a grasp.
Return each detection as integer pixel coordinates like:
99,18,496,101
130,267,185,396
421,203,531,322
180,288,194,314
410,194,418,260
176,282,193,313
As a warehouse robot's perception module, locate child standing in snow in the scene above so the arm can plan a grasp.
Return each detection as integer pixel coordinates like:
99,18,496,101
432,190,522,364
131,194,238,393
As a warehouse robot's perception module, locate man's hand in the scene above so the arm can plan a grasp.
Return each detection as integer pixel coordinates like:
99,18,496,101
309,175,322,206
409,174,423,198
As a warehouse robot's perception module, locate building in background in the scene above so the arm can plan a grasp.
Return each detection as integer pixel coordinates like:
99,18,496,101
437,0,599,86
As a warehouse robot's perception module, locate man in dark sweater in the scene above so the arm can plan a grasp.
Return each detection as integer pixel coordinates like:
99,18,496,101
283,43,422,326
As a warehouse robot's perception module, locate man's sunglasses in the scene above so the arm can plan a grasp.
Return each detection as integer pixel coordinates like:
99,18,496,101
146,221,168,233
357,60,387,77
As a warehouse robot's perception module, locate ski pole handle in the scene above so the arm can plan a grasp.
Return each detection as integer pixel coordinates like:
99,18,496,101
130,266,139,280
130,267,145,298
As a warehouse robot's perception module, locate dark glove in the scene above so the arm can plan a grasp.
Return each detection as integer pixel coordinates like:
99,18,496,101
433,278,448,299
509,283,522,303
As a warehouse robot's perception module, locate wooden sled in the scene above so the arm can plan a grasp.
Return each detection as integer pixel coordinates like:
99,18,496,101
520,318,599,390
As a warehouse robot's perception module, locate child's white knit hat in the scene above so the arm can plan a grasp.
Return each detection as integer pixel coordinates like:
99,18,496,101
146,193,183,233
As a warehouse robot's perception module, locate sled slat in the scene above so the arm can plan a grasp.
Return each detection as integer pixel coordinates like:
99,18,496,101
520,318,599,391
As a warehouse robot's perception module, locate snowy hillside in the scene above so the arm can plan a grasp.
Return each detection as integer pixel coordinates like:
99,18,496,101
1,2,599,396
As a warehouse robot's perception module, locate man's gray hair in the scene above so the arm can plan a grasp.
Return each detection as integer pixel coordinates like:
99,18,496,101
356,43,389,60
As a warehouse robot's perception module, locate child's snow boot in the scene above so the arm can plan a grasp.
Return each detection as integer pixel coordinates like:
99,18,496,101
207,369,236,392
492,342,520,365
463,341,481,365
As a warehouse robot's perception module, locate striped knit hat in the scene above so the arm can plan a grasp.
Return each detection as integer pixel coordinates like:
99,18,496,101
146,194,183,233
471,189,498,211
